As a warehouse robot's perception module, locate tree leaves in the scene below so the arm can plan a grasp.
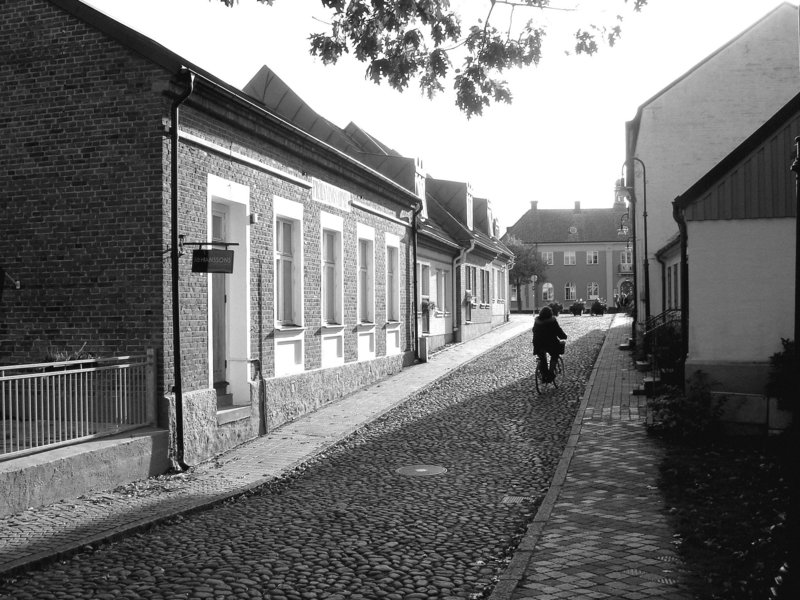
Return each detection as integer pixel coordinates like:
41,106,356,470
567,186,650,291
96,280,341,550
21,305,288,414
225,0,648,118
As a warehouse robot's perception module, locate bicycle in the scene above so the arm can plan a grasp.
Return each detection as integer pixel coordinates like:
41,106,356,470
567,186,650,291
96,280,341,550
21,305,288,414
534,352,565,393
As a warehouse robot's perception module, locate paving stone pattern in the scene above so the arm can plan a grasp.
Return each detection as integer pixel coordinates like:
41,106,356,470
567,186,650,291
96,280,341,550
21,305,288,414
496,317,695,600
0,315,610,600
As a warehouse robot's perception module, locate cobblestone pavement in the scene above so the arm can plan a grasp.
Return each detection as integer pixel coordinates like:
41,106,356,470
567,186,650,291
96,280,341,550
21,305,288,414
0,315,611,599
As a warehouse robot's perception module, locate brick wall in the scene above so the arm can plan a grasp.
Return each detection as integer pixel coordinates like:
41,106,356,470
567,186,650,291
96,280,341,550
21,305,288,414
1,0,168,366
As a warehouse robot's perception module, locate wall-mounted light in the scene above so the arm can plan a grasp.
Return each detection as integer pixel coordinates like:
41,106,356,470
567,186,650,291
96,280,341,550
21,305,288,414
249,213,259,225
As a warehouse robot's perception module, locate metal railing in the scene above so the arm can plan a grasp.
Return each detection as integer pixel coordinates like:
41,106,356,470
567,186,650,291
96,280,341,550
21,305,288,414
0,349,156,461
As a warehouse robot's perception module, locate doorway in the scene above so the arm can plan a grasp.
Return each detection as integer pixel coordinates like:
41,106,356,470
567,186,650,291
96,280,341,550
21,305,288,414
211,203,230,406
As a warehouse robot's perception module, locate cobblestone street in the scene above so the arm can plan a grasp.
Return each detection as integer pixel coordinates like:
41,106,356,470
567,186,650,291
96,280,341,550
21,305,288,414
0,315,611,600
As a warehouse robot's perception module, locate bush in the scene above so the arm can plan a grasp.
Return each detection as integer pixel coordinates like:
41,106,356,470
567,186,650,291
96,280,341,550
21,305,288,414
590,299,606,315
647,370,725,438
569,301,585,316
765,338,796,411
548,302,563,316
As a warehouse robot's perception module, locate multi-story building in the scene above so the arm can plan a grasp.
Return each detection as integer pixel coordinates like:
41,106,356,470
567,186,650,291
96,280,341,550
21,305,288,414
504,200,631,312
624,2,800,327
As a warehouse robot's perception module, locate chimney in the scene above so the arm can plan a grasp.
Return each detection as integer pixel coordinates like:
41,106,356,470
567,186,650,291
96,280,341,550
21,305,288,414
574,201,581,212
530,200,538,211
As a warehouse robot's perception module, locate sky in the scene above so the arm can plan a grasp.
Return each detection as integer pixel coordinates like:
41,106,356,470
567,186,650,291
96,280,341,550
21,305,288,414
83,0,793,231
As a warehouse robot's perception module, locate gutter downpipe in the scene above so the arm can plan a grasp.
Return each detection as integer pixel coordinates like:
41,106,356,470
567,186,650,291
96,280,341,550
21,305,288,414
412,200,423,360
624,159,638,347
656,253,667,311
170,69,195,470
453,239,476,341
672,198,689,388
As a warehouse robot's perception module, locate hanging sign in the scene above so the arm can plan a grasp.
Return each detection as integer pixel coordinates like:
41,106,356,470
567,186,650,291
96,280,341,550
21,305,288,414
192,249,234,274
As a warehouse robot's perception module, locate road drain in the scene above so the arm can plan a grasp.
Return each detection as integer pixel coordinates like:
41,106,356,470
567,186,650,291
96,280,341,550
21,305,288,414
395,465,447,476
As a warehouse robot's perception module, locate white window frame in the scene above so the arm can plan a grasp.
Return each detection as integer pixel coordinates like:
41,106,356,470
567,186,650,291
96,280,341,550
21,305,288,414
320,212,343,326
495,268,505,302
274,197,304,328
385,233,400,322
481,269,490,304
564,251,576,266
357,224,375,324
541,251,554,265
565,282,576,301
435,268,447,312
542,282,554,302
587,281,599,300
621,249,633,265
586,250,599,265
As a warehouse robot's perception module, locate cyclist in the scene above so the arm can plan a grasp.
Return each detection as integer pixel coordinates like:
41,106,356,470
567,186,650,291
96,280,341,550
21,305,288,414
532,306,568,383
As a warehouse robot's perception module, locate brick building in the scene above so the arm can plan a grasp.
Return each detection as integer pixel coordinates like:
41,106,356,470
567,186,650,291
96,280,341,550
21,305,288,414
504,200,631,313
1,0,422,467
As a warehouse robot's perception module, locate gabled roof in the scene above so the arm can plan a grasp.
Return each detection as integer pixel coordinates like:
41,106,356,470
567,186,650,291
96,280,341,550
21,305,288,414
627,2,799,156
675,90,800,220
506,203,628,244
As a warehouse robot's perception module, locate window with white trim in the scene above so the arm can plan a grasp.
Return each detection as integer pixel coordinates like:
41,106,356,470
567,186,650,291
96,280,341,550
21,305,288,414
564,251,576,265
436,269,447,312
465,266,477,299
481,269,490,303
541,251,553,265
386,243,400,322
586,250,599,265
495,269,505,301
565,282,576,301
621,250,632,265
358,236,375,323
542,283,554,302
275,217,302,326
587,281,599,299
321,227,342,325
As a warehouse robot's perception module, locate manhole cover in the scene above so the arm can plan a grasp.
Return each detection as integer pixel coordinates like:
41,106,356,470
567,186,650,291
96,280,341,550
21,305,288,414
395,465,447,476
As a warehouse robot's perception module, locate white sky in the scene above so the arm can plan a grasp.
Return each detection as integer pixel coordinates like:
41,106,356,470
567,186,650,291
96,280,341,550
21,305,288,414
83,0,793,231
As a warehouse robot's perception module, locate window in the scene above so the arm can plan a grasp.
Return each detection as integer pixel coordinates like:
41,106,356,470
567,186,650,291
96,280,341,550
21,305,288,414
481,269,490,303
673,264,679,308
586,250,599,265
276,218,301,325
495,269,505,302
465,266,477,299
511,286,518,302
322,228,342,325
386,243,399,321
541,251,553,265
564,251,576,265
542,283,554,302
419,263,430,299
436,269,447,312
587,281,599,299
621,250,632,265
358,237,374,323
565,282,576,301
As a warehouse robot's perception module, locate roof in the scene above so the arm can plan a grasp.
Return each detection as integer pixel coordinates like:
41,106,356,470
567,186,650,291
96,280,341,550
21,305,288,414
505,204,629,244
46,1,419,211
626,2,799,156
675,90,800,220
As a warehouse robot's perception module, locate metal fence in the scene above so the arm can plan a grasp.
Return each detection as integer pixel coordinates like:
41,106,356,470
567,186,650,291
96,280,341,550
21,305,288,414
0,349,156,460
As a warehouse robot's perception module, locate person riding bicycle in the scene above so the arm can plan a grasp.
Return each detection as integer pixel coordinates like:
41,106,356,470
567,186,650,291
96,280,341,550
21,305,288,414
532,306,568,383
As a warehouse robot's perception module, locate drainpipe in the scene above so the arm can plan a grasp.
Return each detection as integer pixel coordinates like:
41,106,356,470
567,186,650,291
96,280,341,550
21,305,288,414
453,239,476,341
672,199,689,388
656,254,667,311
170,68,194,470
505,258,515,321
412,200,423,360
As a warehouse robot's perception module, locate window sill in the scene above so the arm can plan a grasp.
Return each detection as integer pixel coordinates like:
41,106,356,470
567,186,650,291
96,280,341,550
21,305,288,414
386,320,402,325
321,324,345,332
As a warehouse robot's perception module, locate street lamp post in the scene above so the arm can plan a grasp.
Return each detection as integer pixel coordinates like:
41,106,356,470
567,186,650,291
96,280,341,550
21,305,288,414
631,157,651,324
615,176,637,347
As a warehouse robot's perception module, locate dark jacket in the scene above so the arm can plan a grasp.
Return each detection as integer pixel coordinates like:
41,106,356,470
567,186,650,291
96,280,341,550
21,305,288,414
532,315,567,355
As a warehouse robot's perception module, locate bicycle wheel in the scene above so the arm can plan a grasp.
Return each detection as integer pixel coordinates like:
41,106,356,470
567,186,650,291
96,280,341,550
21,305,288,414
534,360,542,393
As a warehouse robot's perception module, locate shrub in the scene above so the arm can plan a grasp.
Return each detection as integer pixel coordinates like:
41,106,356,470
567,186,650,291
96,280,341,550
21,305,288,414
569,301,585,316
647,370,725,438
590,299,606,315
765,338,796,411
548,302,563,316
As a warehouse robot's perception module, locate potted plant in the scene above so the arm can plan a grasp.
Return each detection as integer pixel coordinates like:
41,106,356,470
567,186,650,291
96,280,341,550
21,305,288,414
548,302,563,316
464,291,475,307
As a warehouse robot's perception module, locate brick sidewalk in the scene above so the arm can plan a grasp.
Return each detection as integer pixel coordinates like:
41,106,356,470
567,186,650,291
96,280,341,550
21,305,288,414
491,315,695,600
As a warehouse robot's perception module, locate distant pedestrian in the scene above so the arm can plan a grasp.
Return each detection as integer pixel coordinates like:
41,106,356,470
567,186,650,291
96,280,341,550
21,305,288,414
532,306,567,382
